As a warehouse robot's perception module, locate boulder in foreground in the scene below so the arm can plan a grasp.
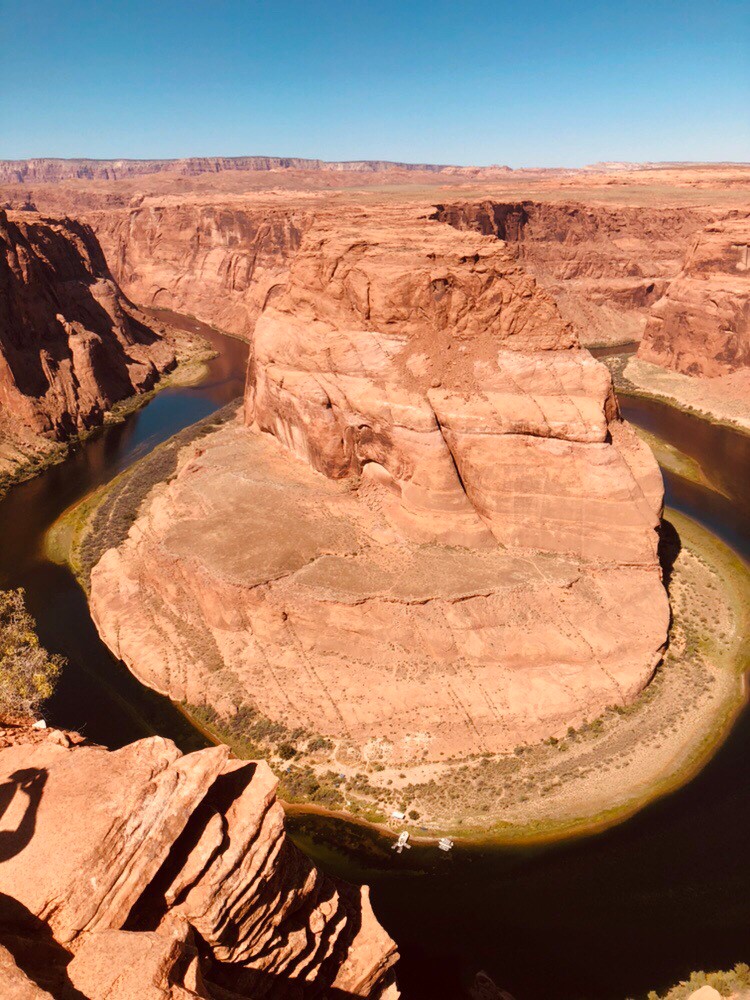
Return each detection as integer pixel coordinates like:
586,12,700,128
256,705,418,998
0,723,398,998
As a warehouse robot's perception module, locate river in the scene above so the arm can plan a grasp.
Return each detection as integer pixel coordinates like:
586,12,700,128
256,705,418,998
0,325,747,1000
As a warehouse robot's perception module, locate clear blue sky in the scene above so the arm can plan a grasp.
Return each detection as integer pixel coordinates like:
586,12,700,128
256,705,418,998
2,0,748,167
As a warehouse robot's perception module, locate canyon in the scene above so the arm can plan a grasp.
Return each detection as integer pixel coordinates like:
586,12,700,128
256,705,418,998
0,209,198,492
432,199,705,346
0,158,748,999
3,161,747,372
84,201,670,800
0,156,515,185
639,214,750,376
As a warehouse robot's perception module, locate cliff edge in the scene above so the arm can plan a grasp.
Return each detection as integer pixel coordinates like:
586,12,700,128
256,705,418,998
0,721,399,998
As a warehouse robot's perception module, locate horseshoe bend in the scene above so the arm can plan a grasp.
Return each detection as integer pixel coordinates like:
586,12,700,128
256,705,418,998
4,4,750,996
83,203,672,798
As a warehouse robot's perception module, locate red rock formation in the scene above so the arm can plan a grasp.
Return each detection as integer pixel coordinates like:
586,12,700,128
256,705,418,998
87,206,669,770
639,215,750,376
89,200,312,340
0,724,399,998
433,200,707,346
0,210,179,478
247,206,661,561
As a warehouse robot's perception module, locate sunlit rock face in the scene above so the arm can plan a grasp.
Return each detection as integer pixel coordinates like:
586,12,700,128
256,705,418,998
432,198,707,347
89,204,669,767
639,216,750,376
0,724,399,998
89,201,313,340
246,206,662,562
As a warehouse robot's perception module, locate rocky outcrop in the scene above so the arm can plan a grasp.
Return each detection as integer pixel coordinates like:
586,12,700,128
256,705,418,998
639,215,750,375
432,200,707,346
87,206,669,771
0,210,181,484
0,723,399,998
246,207,661,560
89,201,313,340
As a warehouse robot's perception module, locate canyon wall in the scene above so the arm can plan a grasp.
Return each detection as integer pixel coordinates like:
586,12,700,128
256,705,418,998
0,722,398,999
88,206,669,774
0,210,181,484
0,156,512,185
639,214,750,376
88,200,313,340
432,200,707,346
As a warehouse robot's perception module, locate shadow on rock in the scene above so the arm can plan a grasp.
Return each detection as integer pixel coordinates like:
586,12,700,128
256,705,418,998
0,768,46,863
658,517,682,591
0,892,86,998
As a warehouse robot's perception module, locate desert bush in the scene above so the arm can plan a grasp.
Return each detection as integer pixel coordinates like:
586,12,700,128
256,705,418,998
307,736,333,753
0,589,63,718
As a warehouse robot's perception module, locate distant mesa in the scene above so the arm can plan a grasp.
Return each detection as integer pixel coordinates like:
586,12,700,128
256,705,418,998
0,155,514,184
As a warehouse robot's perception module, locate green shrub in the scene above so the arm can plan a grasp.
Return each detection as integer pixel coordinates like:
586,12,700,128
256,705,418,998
0,589,63,719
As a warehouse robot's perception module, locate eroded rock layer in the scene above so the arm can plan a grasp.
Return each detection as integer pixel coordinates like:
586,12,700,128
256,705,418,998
89,206,669,765
89,200,312,339
0,724,398,998
433,200,707,346
0,210,179,480
639,215,750,376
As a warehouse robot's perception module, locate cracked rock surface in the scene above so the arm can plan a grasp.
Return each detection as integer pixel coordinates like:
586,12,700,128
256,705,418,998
0,725,398,998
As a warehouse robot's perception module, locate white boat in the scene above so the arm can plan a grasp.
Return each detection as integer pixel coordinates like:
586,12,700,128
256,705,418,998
391,831,411,853
438,837,454,852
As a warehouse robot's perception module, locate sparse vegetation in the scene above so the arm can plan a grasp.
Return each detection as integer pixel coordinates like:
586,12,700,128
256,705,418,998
640,962,750,999
0,589,63,719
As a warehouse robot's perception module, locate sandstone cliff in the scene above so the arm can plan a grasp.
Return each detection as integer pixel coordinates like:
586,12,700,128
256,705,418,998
89,200,312,340
0,210,181,486
639,214,750,376
432,200,707,346
87,206,669,780
0,722,399,998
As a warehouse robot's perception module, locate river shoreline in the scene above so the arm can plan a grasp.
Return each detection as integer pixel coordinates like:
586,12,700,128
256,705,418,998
285,508,750,846
604,352,750,436
5,308,750,1000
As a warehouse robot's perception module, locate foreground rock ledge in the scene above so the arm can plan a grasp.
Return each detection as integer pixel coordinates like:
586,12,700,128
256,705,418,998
0,724,399,998
89,206,669,772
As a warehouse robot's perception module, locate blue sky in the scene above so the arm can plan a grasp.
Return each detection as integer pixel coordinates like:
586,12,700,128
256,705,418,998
2,0,748,166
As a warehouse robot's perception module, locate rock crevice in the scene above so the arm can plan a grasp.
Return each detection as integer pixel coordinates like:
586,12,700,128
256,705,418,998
0,725,399,999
